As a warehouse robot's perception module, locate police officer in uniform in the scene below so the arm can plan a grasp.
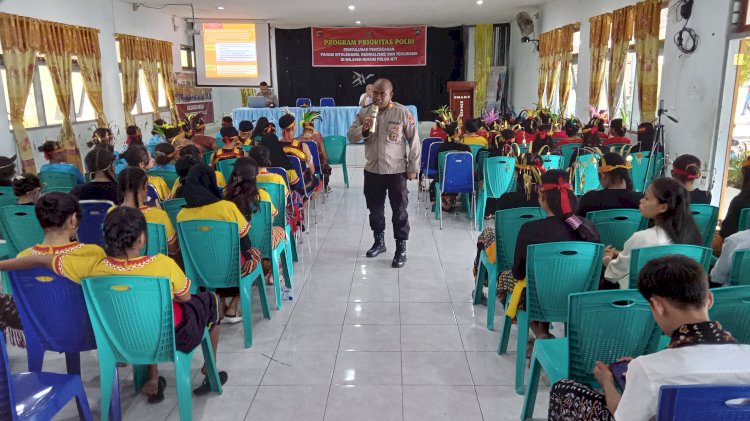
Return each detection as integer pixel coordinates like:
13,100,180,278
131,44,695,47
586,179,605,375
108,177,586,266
347,78,420,268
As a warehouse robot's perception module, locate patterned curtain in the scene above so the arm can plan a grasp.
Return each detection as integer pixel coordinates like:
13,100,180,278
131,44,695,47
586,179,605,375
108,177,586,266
545,29,561,109
635,0,661,123
160,62,179,123
557,24,576,117
588,13,612,112
608,6,635,116
537,31,551,106
0,14,40,173
72,28,107,127
474,24,494,117
142,59,161,119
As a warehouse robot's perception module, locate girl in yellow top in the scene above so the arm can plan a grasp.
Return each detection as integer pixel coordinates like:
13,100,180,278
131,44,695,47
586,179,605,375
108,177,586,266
121,145,170,202
117,167,178,256
248,145,290,199
0,206,228,401
170,145,226,199
462,118,489,147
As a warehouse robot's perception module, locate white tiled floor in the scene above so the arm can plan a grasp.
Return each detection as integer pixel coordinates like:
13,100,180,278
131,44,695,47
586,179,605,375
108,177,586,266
9,170,550,420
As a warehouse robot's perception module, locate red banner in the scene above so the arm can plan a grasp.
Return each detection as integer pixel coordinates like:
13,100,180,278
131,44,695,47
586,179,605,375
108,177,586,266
311,26,427,67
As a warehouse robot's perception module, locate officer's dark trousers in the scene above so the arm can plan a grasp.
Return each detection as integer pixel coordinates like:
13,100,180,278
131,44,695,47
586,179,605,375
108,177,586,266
364,170,410,241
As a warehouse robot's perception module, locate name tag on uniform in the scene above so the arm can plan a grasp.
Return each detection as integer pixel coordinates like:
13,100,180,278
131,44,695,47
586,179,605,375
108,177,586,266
388,123,401,142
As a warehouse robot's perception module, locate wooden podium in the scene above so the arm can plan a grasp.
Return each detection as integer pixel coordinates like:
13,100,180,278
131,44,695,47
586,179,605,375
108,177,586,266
447,81,477,120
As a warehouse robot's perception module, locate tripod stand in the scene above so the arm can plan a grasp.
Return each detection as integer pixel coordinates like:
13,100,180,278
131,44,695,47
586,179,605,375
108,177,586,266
643,100,679,188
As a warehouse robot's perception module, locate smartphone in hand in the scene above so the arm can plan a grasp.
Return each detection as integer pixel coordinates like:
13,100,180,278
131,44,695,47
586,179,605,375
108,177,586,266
609,360,629,390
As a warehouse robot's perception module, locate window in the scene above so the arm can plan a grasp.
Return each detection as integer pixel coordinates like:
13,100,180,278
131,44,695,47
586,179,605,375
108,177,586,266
180,45,195,70
71,69,96,122
1,68,40,128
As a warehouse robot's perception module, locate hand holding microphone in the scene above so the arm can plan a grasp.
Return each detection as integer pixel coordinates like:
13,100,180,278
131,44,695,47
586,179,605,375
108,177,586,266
362,104,379,138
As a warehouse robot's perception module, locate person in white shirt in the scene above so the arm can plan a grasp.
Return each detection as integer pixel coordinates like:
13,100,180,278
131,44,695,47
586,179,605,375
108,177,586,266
710,229,750,286
602,177,702,288
358,84,374,107
548,254,750,421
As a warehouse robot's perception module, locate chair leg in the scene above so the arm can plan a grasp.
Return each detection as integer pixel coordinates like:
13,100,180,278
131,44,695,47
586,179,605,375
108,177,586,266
497,310,513,354
73,380,94,421
520,351,543,420
256,272,271,320
473,262,486,305
24,328,45,372
133,365,147,393
342,163,349,188
476,192,486,231
239,274,254,349
199,329,223,394
272,253,282,310
174,351,196,420
65,352,81,374
279,247,292,290
515,310,529,395
486,267,498,330
96,346,117,421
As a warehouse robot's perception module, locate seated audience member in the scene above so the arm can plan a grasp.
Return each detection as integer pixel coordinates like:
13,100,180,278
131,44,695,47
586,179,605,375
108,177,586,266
259,125,299,185
146,120,167,156
548,255,750,421
556,118,582,145
118,167,178,255
211,126,245,167
569,132,603,168
174,145,226,192
188,116,217,156
0,206,228,400
279,114,321,195
121,145,170,202
88,127,115,151
297,110,333,192
672,154,711,204
497,169,600,344
530,123,559,156
251,117,269,144
430,121,471,212
248,146,289,198
171,155,199,200
711,226,750,286
359,84,374,107
238,120,254,146
12,173,41,205
215,116,234,145
125,125,144,146
516,117,537,144
71,148,121,204
0,155,17,186
576,153,642,216
720,156,750,239
462,118,488,147
603,178,702,288
631,122,656,153
38,140,84,184
603,118,630,147
152,143,177,172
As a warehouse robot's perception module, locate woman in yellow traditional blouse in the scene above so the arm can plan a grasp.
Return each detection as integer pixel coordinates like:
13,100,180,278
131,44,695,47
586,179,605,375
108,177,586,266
462,118,489,147
121,145,170,202
176,164,263,323
0,207,227,402
170,145,226,199
117,167,178,255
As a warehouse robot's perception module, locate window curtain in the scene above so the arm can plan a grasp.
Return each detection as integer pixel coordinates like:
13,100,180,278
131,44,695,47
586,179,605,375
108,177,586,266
71,27,107,127
142,60,161,119
160,61,179,123
545,29,561,109
474,24,494,116
537,31,551,106
0,14,40,172
608,6,635,117
635,0,661,123
117,36,140,126
557,24,576,117
588,13,612,113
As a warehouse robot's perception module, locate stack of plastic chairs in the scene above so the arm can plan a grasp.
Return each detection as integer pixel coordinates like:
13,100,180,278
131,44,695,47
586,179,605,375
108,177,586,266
323,135,349,188
628,245,713,289
709,285,750,344
520,290,661,419
39,172,77,193
657,385,750,420
249,200,292,309
689,204,719,248
82,275,224,420
77,200,115,246
474,156,516,230
586,209,648,250
434,151,474,229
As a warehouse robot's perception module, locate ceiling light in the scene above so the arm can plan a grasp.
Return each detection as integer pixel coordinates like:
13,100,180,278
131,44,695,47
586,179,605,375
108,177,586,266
217,6,224,9
348,5,355,10
356,20,362,25
476,0,483,4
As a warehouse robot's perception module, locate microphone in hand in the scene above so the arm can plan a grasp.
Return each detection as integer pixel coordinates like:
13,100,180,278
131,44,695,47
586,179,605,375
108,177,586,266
363,105,379,138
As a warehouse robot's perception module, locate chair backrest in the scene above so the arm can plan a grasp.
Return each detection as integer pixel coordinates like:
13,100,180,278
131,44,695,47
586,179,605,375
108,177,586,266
267,167,290,188
323,135,347,165
162,198,187,229
287,155,308,195
203,150,215,166
319,97,335,107
467,144,483,162
248,201,273,258
483,156,516,198
425,141,442,178
476,150,491,176
77,200,114,246
657,384,750,421
10,268,96,353
494,207,545,271
216,158,238,183
82,276,175,364
709,286,750,344
559,142,582,167
177,220,241,289
525,241,605,322
148,170,179,189
541,154,564,170
420,138,442,173
629,245,713,289
567,290,661,385
0,205,44,257
38,171,77,193
689,204,719,248
440,152,474,194
729,249,750,286
302,140,323,177
586,209,648,250
142,222,168,256
0,334,17,421
296,98,312,107
573,153,602,195
258,182,286,229
0,186,16,209
738,208,750,232
630,151,663,192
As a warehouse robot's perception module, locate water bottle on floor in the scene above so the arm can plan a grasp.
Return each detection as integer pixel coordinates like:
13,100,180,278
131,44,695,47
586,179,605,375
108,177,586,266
282,287,294,301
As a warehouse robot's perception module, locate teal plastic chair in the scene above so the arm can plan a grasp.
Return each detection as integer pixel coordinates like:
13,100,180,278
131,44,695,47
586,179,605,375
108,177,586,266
323,135,349,188
242,144,253,152
39,172,77,193
572,153,602,195
738,208,750,232
498,241,604,395
728,249,750,286
249,200,292,310
140,223,168,256
473,207,544,330
0,186,16,208
587,209,648,250
216,158,237,183
541,154,563,170
81,275,223,421
162,198,187,229
147,170,179,189
467,144,483,162
690,204,719,248
0,205,44,258
520,290,661,419
474,156,516,230
630,151,663,192
259,181,297,265
203,150,215,166
628,245,713,289
559,142,581,167
709,286,750,344
177,220,270,347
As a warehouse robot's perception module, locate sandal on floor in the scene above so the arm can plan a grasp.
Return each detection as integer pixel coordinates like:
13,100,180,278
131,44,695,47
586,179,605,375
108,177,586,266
147,376,167,404
193,371,228,395
223,312,243,324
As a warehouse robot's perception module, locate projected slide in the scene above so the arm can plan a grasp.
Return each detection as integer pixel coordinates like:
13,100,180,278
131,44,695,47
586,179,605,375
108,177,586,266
203,23,258,78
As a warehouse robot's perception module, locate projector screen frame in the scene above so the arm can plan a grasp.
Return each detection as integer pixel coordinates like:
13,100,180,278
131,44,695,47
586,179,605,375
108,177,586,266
192,19,274,88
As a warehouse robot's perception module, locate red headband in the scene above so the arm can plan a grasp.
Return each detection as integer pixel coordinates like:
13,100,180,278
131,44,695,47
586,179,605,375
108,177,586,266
672,167,699,180
541,177,574,214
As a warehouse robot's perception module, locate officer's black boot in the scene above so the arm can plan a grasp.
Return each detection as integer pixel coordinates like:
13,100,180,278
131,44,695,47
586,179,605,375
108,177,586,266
366,232,387,258
392,240,407,268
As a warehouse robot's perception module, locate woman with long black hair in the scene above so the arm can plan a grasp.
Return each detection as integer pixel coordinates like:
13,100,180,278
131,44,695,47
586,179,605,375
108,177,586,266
719,155,750,239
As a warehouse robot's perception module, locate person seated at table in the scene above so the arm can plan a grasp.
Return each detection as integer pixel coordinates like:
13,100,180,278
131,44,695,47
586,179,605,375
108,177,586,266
556,117,582,145
152,143,176,172
603,118,630,147
296,110,333,192
548,255,750,421
359,84,374,107
12,173,41,206
187,115,217,156
38,140,84,185
672,154,711,204
602,178,702,289
576,153,642,217
462,118,488,147
146,119,167,157
121,145,170,203
278,114,321,195
0,155,16,187
259,81,278,107
430,121,470,212
719,155,750,240
71,148,120,204
238,120,254,146
126,125,144,146
211,127,245,168
251,117,269,144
